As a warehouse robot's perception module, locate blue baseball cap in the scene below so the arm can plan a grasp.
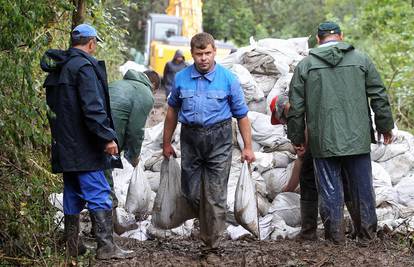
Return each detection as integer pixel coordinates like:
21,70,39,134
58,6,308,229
317,21,341,36
72,24,103,42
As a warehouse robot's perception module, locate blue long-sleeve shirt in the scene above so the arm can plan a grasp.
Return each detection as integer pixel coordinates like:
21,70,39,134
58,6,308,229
167,63,248,127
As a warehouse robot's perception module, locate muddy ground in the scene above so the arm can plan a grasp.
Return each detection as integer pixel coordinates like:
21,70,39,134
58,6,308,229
90,89,414,267
89,232,414,266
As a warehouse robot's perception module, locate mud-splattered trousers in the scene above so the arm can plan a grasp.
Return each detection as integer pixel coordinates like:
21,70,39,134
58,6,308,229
180,119,232,248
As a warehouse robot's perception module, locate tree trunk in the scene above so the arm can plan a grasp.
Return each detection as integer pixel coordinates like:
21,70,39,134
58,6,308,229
72,0,86,30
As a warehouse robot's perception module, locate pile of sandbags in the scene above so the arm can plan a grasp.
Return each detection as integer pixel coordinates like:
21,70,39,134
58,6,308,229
48,37,414,241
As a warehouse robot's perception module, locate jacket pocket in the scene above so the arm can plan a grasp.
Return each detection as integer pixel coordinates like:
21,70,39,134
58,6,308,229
206,90,228,112
179,90,195,111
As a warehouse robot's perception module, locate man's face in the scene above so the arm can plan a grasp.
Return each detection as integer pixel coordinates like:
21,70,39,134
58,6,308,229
175,56,184,64
191,44,216,73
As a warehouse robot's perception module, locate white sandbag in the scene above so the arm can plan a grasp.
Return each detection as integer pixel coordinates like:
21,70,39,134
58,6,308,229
257,194,271,216
49,193,63,212
273,151,295,168
121,220,150,241
252,171,268,197
236,124,262,152
262,168,289,200
376,203,401,222
371,161,397,206
230,64,264,103
218,45,255,68
269,192,301,227
125,162,152,220
226,167,240,213
145,171,160,192
379,151,414,185
115,207,137,227
270,214,301,240
144,151,164,172
253,74,278,96
152,157,195,229
248,111,287,147
227,215,274,240
247,98,267,114
147,219,194,239
112,156,135,208
234,162,259,237
252,152,274,173
395,174,414,207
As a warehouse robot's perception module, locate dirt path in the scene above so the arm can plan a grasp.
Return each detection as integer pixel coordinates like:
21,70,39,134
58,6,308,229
91,233,413,266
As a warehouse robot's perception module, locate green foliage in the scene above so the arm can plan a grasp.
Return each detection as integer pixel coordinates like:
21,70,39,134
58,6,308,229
337,0,414,131
0,0,128,264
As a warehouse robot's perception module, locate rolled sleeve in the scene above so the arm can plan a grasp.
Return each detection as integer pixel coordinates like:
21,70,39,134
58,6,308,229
167,78,181,108
229,79,248,118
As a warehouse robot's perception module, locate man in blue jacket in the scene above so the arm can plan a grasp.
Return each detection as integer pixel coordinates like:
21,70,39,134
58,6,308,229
163,32,256,253
41,24,133,259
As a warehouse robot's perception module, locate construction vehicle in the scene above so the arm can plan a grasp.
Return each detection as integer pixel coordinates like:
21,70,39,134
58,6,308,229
144,0,234,76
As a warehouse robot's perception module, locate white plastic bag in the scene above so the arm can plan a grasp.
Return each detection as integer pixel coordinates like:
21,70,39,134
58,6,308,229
151,157,195,229
125,162,152,220
269,192,301,227
234,162,259,237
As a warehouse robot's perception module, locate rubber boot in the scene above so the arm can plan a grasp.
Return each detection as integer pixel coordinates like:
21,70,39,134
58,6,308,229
324,219,345,245
64,214,87,257
299,200,318,240
90,210,134,260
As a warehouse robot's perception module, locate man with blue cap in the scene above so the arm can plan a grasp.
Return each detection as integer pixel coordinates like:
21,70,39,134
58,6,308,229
41,24,133,259
287,21,394,245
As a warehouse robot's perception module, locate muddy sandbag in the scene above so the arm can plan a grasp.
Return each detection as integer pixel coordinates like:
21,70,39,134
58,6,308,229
152,157,195,229
379,151,414,185
247,98,267,114
269,192,301,227
372,161,397,206
262,163,294,200
395,174,414,208
147,219,194,239
125,163,152,220
253,74,278,96
145,171,160,192
144,151,164,172
273,151,295,168
270,213,301,240
234,162,259,237
252,152,274,173
230,64,264,103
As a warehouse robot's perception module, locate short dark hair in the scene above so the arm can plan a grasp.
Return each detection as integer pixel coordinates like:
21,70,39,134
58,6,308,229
71,36,96,47
190,32,215,51
144,70,160,91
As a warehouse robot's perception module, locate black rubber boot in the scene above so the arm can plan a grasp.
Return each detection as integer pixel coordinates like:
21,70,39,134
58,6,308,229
90,210,134,260
299,200,318,240
64,214,87,257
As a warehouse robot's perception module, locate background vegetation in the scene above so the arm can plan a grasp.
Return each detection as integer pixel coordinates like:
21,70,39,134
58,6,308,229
0,0,412,264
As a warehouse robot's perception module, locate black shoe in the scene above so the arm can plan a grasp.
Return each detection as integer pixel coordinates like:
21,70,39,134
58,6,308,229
90,210,134,260
64,214,87,257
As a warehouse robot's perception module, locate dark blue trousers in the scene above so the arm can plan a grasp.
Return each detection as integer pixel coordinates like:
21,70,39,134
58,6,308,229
314,153,377,240
63,170,112,215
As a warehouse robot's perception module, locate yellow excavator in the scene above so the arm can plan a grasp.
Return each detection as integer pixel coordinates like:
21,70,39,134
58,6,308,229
144,0,234,76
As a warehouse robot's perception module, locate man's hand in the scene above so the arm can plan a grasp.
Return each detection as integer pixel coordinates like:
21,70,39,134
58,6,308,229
293,143,306,158
163,143,177,159
378,131,393,145
105,140,118,155
241,148,256,163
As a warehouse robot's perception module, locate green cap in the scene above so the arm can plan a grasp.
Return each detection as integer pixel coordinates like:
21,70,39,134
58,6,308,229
318,21,341,36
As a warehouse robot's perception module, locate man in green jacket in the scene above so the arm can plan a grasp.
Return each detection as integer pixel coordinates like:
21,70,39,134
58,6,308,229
109,69,159,167
106,69,159,224
287,22,394,244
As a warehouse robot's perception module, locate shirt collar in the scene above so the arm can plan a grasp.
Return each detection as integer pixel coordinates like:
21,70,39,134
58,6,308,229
190,63,216,82
319,41,339,47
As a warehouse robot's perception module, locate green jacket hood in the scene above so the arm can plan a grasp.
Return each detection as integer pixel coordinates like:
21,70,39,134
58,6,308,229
310,42,354,66
123,69,152,88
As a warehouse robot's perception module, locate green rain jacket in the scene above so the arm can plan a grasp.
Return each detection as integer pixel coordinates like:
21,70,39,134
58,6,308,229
109,70,154,163
287,42,394,158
